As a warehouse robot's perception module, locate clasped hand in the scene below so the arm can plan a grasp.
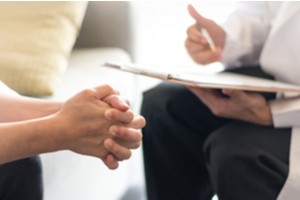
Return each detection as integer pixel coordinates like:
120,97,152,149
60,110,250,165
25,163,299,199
52,85,146,169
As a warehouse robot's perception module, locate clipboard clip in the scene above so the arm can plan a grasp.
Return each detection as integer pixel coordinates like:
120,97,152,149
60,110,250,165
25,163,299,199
103,61,179,81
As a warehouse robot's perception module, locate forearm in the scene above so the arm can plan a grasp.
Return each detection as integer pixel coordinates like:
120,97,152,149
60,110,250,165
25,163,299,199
0,116,63,164
0,93,62,122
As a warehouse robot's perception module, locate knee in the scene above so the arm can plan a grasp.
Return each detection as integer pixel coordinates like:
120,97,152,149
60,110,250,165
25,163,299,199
0,156,42,187
1,156,42,180
204,122,255,177
0,157,43,199
0,156,41,172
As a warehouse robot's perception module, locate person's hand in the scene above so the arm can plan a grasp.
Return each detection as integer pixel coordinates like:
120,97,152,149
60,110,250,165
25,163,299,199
103,110,145,169
51,85,145,169
189,87,273,126
185,4,226,64
101,94,146,169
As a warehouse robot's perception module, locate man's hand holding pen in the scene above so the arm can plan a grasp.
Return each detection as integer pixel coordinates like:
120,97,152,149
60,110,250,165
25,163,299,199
185,4,225,65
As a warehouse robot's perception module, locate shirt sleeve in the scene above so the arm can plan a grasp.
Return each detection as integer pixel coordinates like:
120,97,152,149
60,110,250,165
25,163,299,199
221,2,271,68
270,96,300,127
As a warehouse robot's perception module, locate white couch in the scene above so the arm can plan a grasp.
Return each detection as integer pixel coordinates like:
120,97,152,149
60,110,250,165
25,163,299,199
40,2,144,200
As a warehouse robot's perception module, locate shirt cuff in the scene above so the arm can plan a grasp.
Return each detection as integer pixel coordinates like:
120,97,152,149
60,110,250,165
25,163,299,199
270,97,300,128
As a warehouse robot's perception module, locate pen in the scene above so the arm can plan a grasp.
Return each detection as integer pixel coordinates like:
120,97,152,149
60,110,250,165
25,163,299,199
200,27,216,52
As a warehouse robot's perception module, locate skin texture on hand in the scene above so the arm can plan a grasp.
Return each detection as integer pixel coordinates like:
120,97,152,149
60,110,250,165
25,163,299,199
189,87,273,126
185,4,226,64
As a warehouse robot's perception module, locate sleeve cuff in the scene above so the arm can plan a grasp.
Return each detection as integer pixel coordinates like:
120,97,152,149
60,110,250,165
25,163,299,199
270,97,300,128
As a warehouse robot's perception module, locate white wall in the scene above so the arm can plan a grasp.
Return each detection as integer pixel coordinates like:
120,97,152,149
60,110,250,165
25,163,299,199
129,1,236,95
130,1,235,69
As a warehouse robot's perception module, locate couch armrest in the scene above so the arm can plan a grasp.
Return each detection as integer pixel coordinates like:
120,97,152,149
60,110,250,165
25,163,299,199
74,2,133,58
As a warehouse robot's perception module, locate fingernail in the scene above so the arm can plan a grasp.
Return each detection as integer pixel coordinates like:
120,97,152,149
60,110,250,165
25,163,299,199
104,139,112,149
137,133,143,140
105,110,113,120
109,126,117,135
120,100,129,108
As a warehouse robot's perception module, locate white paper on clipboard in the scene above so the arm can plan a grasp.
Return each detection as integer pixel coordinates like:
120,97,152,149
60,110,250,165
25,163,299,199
101,61,300,94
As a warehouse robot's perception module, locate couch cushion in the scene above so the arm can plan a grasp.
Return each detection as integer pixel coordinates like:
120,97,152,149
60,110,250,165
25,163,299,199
46,48,137,102
0,2,87,96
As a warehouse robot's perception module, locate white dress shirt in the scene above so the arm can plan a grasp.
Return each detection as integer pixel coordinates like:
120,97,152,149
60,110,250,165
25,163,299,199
221,2,300,199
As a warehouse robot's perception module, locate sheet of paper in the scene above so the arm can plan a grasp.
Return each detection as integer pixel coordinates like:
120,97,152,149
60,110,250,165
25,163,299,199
102,61,300,94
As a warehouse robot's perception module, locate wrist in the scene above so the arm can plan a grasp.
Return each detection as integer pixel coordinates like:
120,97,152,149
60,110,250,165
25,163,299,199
255,104,273,126
35,101,63,117
43,114,70,152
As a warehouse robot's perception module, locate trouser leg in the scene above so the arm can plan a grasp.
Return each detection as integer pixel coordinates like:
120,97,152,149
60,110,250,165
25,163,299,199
141,83,229,200
0,156,43,200
204,122,290,200
141,66,282,200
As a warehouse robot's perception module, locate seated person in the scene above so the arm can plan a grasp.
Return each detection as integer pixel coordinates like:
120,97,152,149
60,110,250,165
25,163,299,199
0,81,145,199
141,2,300,200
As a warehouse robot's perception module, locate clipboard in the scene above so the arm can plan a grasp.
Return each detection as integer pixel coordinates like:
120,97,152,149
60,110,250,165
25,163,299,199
101,61,300,94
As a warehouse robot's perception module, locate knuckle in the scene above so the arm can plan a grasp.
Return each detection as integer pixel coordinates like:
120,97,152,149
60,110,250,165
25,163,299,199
186,26,193,36
125,111,134,122
185,39,192,49
81,88,94,96
116,128,127,138
109,109,118,120
102,84,114,92
107,140,116,151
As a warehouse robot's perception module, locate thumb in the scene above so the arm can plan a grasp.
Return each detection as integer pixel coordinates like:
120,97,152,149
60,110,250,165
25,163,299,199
222,89,247,100
103,95,130,112
93,85,119,100
188,4,210,28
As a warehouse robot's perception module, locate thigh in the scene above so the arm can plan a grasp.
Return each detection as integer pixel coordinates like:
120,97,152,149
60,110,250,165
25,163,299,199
204,122,290,200
141,83,230,200
142,83,231,160
0,156,43,200
142,82,230,138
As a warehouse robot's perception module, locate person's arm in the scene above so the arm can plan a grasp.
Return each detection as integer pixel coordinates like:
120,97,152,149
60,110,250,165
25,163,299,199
0,81,62,122
185,2,272,67
221,2,272,68
185,5,225,65
0,115,64,164
0,85,145,169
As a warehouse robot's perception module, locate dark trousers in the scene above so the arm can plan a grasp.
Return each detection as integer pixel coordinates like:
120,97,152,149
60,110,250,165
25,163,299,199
141,67,291,200
0,156,43,200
